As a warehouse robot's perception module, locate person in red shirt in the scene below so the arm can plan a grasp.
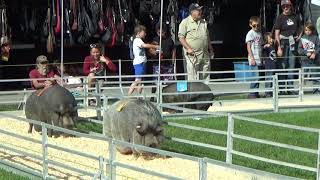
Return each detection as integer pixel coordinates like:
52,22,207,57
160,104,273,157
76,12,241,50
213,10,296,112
29,55,57,90
83,43,117,88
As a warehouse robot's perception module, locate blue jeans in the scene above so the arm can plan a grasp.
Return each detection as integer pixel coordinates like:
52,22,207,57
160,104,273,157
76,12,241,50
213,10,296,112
265,71,274,91
249,65,261,96
277,44,296,89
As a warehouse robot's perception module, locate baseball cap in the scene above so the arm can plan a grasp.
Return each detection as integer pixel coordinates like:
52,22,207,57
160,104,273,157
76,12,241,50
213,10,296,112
189,3,203,12
36,55,48,64
281,0,292,6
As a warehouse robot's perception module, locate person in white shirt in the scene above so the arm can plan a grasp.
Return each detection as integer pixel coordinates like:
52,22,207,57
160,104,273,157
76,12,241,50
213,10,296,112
128,25,159,95
245,16,263,98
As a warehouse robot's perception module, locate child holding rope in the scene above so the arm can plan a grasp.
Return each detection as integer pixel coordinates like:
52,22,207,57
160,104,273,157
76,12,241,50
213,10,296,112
128,25,159,95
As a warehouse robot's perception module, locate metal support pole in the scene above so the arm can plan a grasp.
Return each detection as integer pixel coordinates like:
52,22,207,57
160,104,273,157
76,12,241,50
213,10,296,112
102,95,108,136
60,0,64,85
108,140,116,180
273,75,279,112
156,0,164,107
118,59,124,96
299,69,303,102
317,132,320,180
226,113,234,164
22,88,28,111
159,82,163,114
42,123,48,179
199,158,207,180
96,81,102,120
99,156,105,180
84,78,88,107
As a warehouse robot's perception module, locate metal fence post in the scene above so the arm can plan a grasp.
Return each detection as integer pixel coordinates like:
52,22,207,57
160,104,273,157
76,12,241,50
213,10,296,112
102,95,108,136
273,75,279,112
22,88,28,111
226,113,234,164
118,59,124,96
41,123,48,179
83,77,88,107
99,156,105,180
199,158,207,180
95,81,102,120
108,139,116,180
299,69,303,102
158,82,163,114
317,132,320,180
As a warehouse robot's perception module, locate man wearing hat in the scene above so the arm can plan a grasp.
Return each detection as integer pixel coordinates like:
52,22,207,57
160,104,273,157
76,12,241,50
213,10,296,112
29,55,57,90
274,0,302,95
178,3,214,81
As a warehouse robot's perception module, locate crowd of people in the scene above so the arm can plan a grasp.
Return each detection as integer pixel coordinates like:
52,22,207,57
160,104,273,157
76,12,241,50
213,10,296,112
246,0,320,98
18,0,320,98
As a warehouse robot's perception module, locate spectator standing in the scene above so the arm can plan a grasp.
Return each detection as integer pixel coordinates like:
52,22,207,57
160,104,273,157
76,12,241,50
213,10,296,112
29,55,56,90
178,3,214,81
263,32,277,97
150,23,176,96
128,25,159,95
274,0,302,95
246,16,263,98
83,43,117,88
298,22,320,93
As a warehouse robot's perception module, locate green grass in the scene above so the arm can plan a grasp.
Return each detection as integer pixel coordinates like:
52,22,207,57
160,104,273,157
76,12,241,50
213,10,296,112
0,104,18,111
0,169,30,180
77,110,320,179
1,103,319,179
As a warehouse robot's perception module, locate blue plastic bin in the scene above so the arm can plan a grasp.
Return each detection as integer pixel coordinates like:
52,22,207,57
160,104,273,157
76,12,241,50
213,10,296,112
233,62,255,82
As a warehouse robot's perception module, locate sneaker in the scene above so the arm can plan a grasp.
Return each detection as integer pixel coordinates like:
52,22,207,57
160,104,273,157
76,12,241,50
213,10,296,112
89,99,96,106
265,93,273,98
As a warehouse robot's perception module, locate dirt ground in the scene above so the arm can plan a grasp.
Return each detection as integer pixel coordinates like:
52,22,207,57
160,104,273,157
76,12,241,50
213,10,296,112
0,109,294,180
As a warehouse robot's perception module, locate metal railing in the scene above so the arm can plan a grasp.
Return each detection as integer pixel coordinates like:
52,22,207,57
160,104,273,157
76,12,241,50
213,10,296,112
158,112,319,179
0,111,300,180
2,66,320,115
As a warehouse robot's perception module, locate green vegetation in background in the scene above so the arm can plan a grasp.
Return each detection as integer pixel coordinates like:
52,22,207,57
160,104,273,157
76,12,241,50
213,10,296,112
0,168,30,180
77,110,320,179
0,104,18,112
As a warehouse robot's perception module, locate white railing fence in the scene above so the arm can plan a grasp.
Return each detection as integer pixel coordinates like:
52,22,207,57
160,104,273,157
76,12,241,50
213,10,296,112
0,112,301,180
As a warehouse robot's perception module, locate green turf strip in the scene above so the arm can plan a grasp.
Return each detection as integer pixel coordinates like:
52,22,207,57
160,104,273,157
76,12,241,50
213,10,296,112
0,168,30,180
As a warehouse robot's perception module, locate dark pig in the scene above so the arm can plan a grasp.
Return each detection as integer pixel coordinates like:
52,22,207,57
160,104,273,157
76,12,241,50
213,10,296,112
25,84,78,137
162,82,214,112
104,98,165,156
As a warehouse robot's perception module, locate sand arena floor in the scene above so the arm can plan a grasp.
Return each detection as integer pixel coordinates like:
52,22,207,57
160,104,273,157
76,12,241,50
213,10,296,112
0,109,298,180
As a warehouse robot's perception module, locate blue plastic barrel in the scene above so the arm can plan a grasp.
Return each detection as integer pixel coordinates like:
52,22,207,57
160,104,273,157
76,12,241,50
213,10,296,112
233,62,255,81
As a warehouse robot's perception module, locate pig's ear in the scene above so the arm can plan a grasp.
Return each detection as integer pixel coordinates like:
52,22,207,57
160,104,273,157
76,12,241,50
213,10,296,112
136,122,148,135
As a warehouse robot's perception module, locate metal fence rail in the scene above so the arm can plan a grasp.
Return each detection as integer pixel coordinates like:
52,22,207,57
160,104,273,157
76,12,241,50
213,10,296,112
159,112,320,179
0,111,302,179
1,67,320,115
